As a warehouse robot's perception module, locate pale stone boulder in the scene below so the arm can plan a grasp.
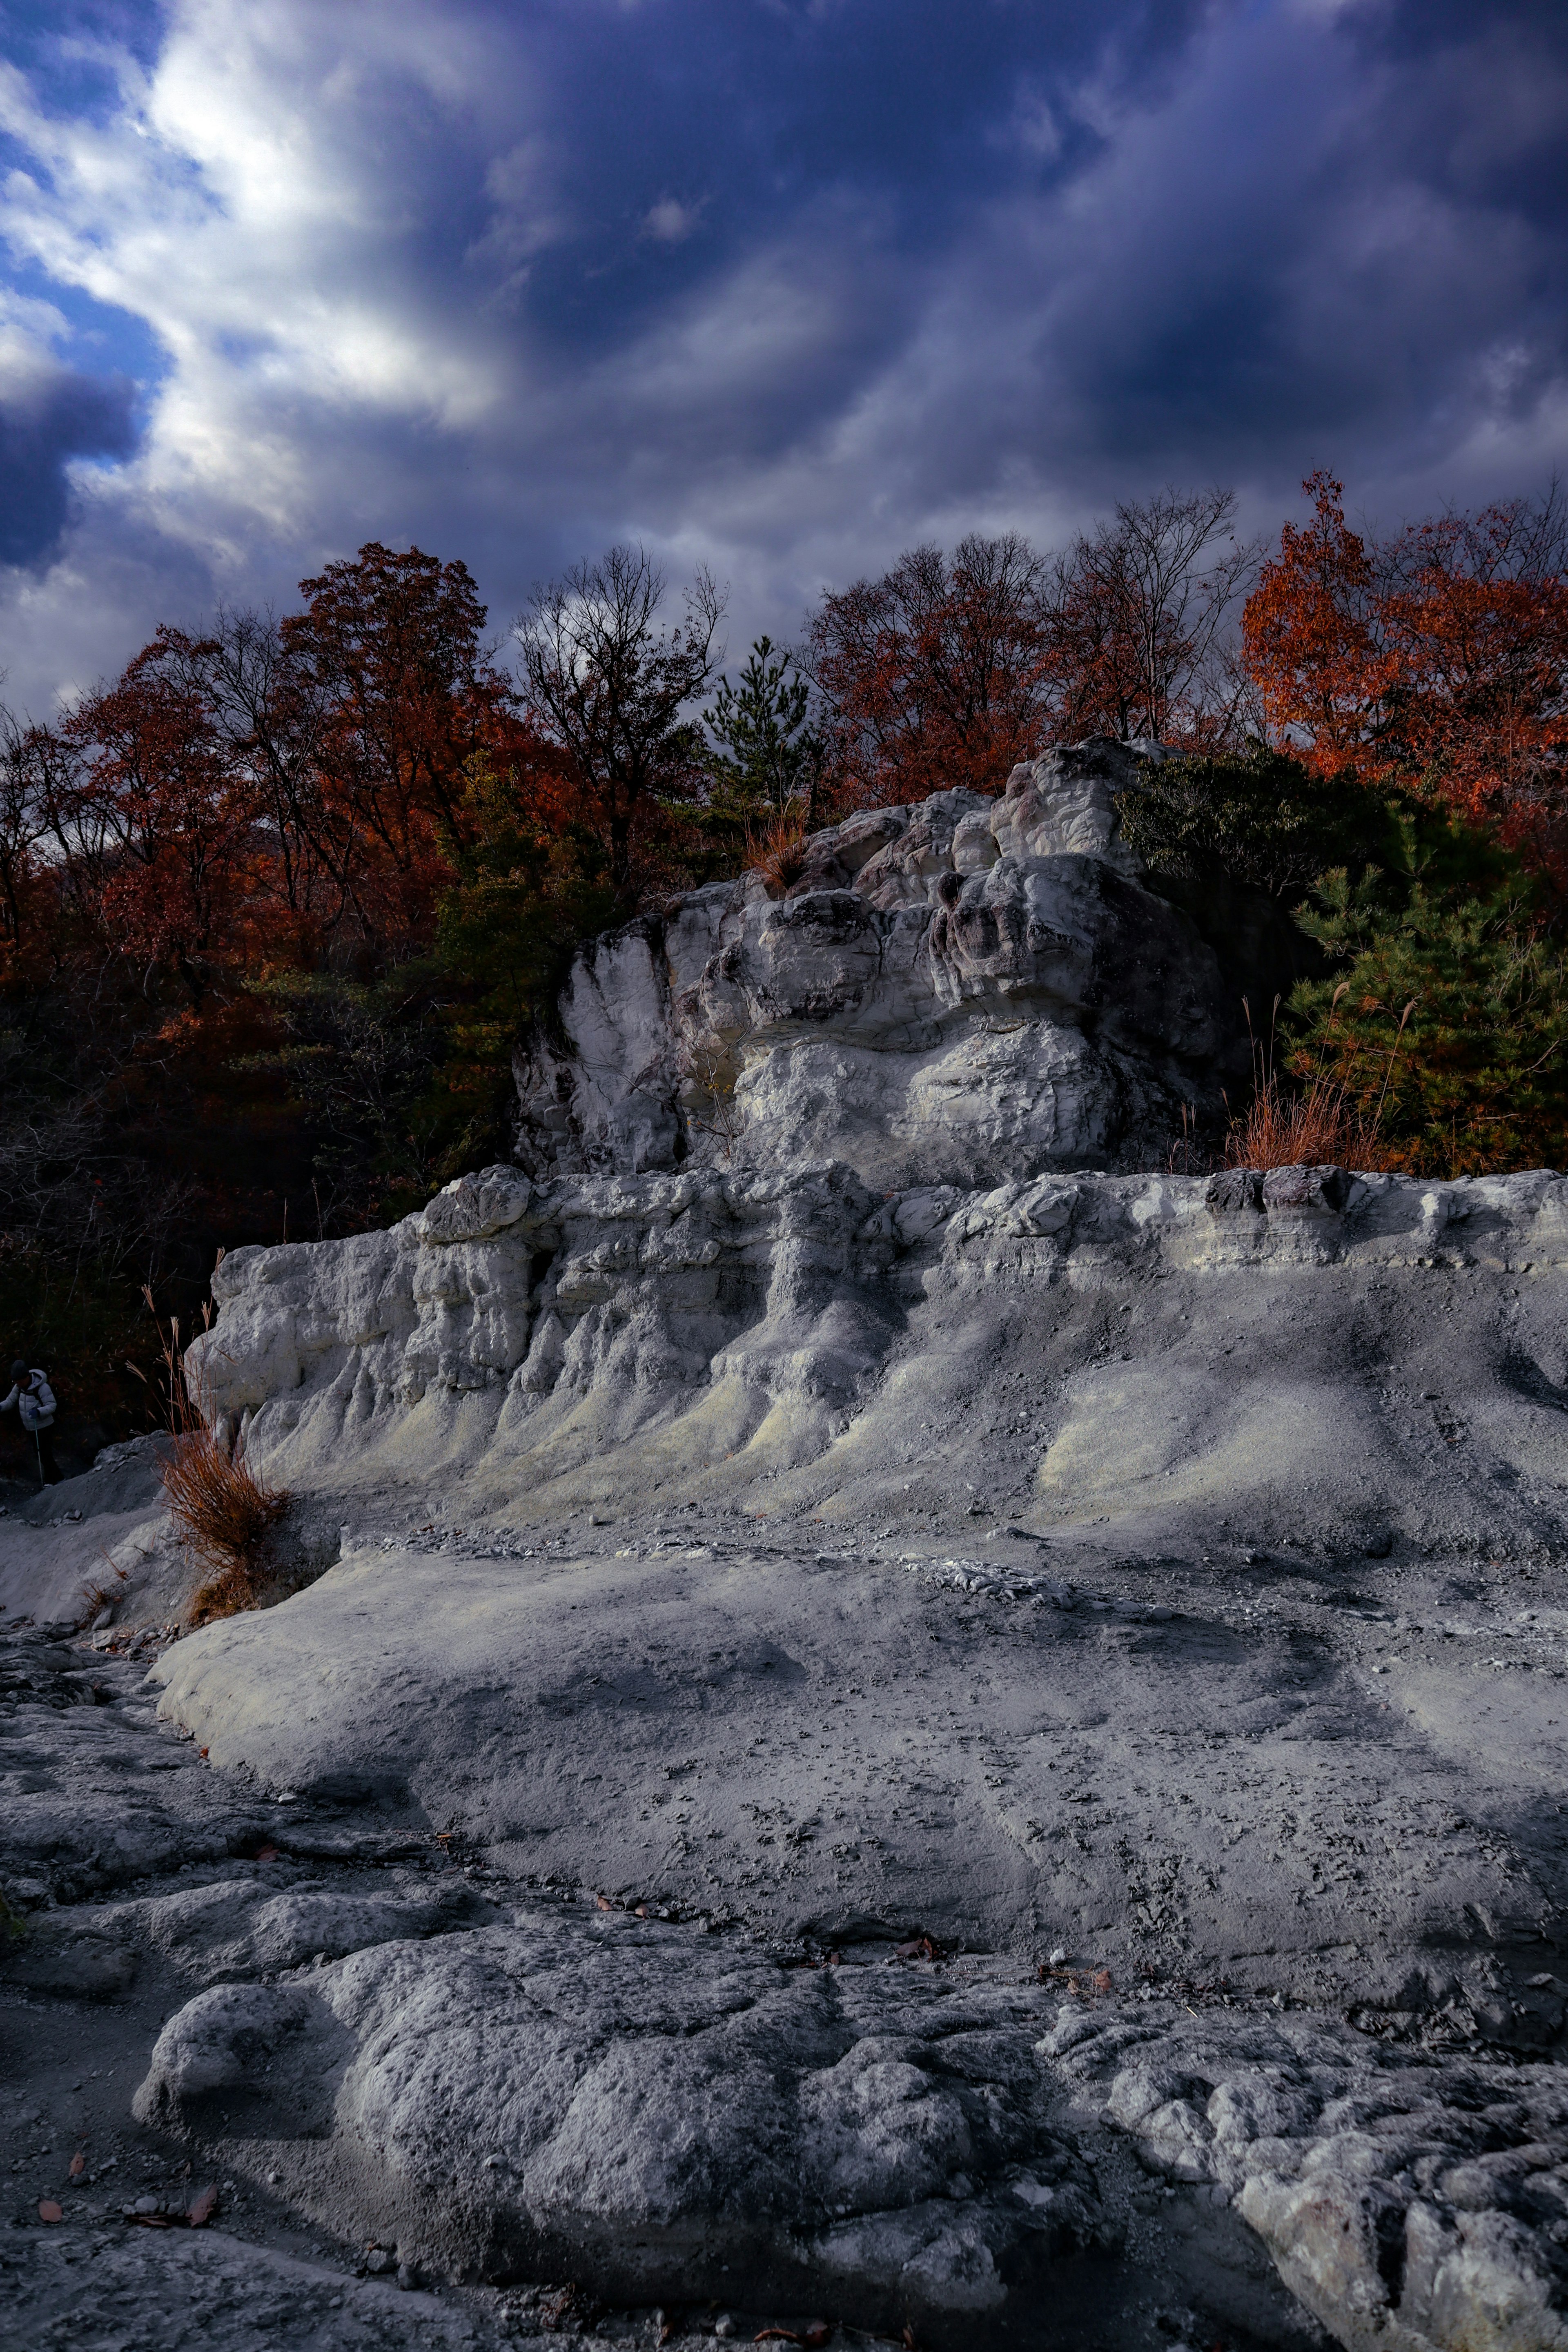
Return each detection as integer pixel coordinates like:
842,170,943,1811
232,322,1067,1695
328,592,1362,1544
511,740,1244,1191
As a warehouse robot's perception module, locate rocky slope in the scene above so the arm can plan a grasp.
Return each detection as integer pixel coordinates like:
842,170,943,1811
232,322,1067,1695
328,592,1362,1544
4,747,1568,2352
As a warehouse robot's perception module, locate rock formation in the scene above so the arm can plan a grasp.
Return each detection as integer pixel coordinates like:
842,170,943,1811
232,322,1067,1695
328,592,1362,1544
512,739,1303,1189
4,747,1568,2352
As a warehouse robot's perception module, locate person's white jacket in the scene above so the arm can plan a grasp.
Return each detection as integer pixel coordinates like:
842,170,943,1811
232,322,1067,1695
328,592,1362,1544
0,1371,56,1432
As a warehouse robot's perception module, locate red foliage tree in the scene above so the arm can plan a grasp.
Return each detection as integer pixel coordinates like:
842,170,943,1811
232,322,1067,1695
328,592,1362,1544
279,541,512,947
807,533,1051,806
1244,472,1568,852
58,630,260,1002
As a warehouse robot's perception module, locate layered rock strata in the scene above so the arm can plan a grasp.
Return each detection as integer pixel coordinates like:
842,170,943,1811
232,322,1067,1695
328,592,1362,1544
189,1157,1568,1564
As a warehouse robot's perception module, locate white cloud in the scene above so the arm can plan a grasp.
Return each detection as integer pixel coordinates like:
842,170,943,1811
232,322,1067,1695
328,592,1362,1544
643,196,703,245
0,0,524,548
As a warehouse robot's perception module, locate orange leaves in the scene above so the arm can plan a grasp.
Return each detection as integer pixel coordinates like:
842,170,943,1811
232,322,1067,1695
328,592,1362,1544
808,534,1052,808
746,810,810,893
809,501,1261,808
1243,472,1394,768
1243,473,1568,858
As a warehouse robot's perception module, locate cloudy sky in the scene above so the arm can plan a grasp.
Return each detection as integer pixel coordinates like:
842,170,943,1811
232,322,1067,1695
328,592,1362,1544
0,0,1565,713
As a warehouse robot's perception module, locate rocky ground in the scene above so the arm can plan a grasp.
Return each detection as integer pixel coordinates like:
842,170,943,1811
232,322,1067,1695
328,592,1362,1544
5,1457,1568,2348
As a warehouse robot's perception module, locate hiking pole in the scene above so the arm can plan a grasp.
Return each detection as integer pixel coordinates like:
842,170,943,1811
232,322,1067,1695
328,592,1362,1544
33,1426,44,1490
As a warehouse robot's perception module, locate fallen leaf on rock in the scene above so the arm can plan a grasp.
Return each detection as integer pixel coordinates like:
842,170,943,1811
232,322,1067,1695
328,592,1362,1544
69,2154,85,2178
188,2186,218,2227
803,2327,832,2348
753,2333,802,2345
38,2200,63,2224
128,2213,176,2228
902,2330,918,2351
595,1895,615,1911
1092,1968,1112,1993
253,1844,279,1864
199,1746,209,1759
893,1935,942,1961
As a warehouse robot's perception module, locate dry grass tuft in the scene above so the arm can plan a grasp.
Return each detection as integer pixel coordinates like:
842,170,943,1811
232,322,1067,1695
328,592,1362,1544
143,1286,290,1626
1223,989,1411,1174
746,808,810,892
76,1554,131,1632
165,1428,290,1624
1223,1076,1403,1172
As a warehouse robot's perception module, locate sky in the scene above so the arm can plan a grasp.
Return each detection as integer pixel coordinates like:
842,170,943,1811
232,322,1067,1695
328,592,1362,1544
0,0,1565,714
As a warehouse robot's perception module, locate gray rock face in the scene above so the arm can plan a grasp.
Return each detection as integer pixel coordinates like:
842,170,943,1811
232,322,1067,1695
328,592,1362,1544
512,743,1250,1190
131,1914,1118,2341
183,1160,1568,1551
1048,2002,1568,2352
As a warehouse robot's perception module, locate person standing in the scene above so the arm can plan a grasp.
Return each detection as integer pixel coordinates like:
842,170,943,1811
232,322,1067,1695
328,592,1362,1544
1,1361,61,1486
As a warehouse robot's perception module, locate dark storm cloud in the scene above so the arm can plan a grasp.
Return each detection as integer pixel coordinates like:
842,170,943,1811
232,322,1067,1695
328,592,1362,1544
0,0,1565,706
0,365,136,568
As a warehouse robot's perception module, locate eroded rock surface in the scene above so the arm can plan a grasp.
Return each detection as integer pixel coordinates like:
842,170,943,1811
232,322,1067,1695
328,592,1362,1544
512,742,1303,1189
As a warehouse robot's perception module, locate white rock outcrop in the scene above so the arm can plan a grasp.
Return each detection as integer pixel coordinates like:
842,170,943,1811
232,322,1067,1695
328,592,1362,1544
189,1159,1568,1540
512,740,1288,1189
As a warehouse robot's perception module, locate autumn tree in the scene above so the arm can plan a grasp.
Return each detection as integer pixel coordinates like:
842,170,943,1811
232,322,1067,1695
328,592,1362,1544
1243,472,1568,850
807,532,1050,806
274,543,511,947
56,630,259,1002
1046,487,1260,744
514,545,724,894
183,606,333,928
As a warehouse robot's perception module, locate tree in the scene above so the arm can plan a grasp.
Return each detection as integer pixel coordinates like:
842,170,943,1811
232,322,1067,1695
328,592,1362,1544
514,545,724,894
184,606,333,928
1286,812,1568,1176
1376,490,1568,838
703,636,820,841
0,708,60,960
1243,471,1405,773
1243,472,1568,855
58,631,257,1003
280,542,510,947
1113,744,1401,902
1046,486,1260,744
807,532,1050,806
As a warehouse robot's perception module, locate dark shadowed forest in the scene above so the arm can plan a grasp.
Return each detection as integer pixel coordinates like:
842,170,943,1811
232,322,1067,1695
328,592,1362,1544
3,474,1566,1459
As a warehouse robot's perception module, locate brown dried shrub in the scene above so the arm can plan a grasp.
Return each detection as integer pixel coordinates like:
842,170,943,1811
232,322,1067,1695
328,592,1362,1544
164,1428,290,1625
746,808,809,892
1223,988,1410,1173
143,1285,290,1626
